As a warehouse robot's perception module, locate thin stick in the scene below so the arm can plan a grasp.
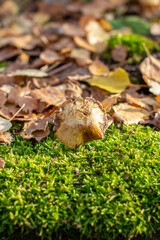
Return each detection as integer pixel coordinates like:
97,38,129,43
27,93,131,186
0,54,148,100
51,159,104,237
9,104,26,121
142,42,151,57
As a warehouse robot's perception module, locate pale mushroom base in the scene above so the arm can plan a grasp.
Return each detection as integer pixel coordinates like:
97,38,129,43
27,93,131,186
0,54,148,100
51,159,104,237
53,97,110,148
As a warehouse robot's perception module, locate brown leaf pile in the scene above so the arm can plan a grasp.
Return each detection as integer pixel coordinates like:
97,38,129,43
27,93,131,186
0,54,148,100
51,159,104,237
0,0,160,147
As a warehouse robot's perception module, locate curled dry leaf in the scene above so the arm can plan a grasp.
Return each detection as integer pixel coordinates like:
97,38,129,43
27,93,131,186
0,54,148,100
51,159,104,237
0,117,12,133
0,132,13,144
53,97,110,148
0,158,5,169
113,103,150,125
88,57,109,76
139,55,160,95
20,117,50,142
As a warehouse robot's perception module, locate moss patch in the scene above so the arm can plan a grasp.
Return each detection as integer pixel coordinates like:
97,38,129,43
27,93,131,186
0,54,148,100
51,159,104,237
0,124,160,240
103,34,160,61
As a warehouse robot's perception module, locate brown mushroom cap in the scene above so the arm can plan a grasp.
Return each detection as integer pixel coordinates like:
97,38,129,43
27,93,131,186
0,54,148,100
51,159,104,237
53,97,109,148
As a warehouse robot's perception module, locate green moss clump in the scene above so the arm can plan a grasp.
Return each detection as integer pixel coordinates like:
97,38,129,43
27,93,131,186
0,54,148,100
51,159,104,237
105,33,160,58
0,123,160,240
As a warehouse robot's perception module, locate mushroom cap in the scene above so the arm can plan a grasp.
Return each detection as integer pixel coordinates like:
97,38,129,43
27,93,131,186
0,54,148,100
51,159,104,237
53,97,109,148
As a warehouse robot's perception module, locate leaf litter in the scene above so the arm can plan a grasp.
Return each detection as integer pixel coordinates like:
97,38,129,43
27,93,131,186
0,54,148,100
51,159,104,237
0,0,160,148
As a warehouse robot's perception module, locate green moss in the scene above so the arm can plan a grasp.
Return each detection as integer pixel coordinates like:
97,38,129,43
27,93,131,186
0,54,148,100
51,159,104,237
104,33,160,59
0,124,160,240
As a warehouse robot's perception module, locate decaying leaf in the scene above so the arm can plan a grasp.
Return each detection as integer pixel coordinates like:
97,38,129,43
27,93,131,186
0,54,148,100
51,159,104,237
8,87,39,114
113,103,150,124
0,158,5,169
0,132,13,144
0,117,12,133
101,94,120,111
83,68,130,93
53,97,110,148
125,93,151,111
88,57,109,76
139,55,160,95
32,85,66,106
20,117,50,142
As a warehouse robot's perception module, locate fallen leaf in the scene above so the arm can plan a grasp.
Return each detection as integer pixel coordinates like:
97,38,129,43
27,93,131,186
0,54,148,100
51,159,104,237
8,69,48,78
139,55,160,95
0,46,18,62
0,117,12,133
20,117,50,142
0,132,13,144
40,49,64,64
8,87,39,114
85,20,109,53
111,45,127,62
0,158,5,169
113,103,150,124
88,57,109,76
0,90,7,108
53,97,109,148
70,48,92,66
83,68,130,93
126,93,151,111
73,36,95,52
101,94,119,111
32,85,66,106
11,34,41,50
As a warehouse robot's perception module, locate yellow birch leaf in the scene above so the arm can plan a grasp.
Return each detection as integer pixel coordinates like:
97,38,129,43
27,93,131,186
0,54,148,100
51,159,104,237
83,68,130,93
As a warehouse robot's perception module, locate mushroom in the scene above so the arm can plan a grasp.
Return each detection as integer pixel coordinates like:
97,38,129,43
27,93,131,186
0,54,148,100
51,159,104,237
53,97,111,148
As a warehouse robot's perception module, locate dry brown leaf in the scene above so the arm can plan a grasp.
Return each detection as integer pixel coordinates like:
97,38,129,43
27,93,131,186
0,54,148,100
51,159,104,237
0,158,5,169
11,35,41,50
140,55,160,95
8,87,39,114
53,97,110,148
111,45,127,62
101,94,119,112
113,103,150,124
126,93,151,111
0,46,18,62
32,85,66,106
0,132,13,144
40,49,64,64
88,57,109,76
20,117,50,142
